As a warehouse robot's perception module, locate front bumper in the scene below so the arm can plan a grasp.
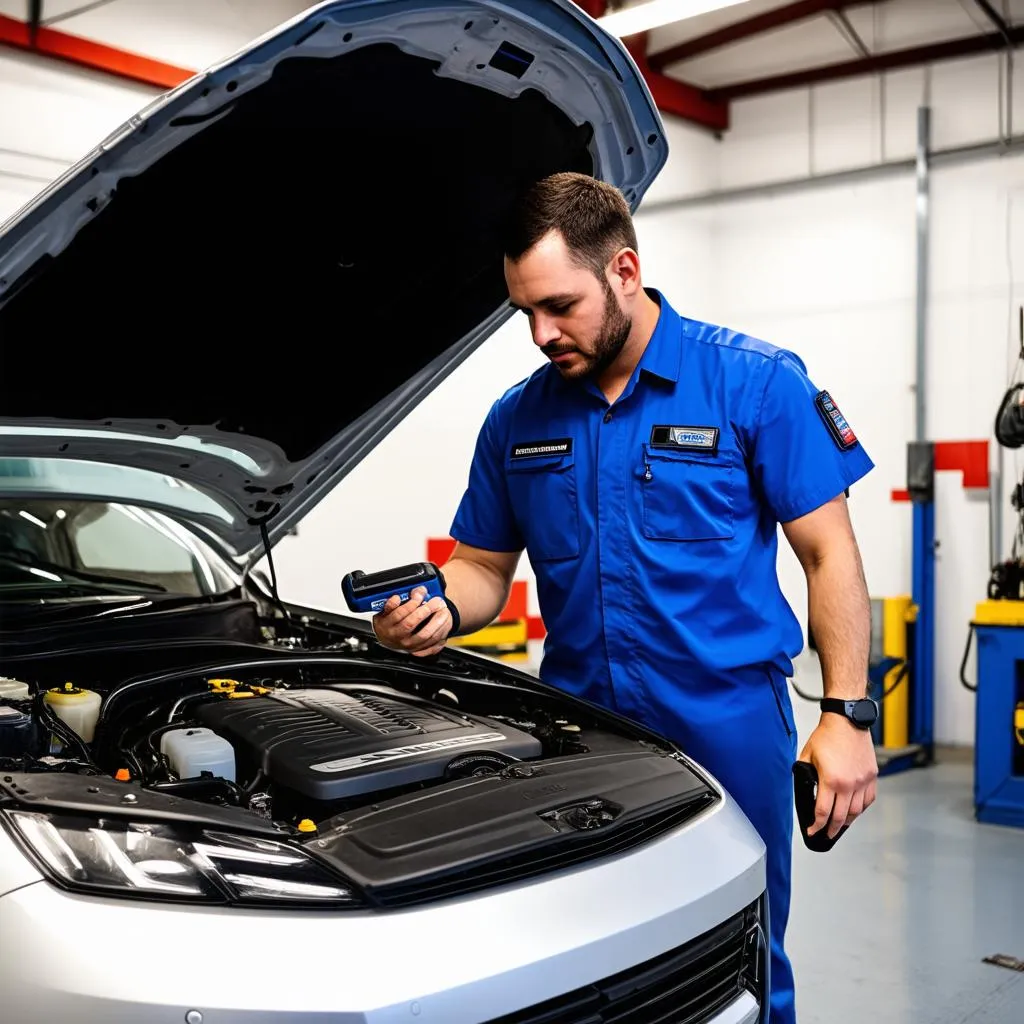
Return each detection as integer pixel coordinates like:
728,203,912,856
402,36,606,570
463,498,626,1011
0,795,765,1023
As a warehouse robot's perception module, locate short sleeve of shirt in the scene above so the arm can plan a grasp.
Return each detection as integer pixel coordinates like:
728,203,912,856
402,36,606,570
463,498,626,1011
449,399,525,553
752,351,874,523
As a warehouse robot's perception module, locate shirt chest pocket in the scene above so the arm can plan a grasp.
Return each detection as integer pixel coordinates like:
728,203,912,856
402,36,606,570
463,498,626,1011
640,443,736,542
506,449,580,561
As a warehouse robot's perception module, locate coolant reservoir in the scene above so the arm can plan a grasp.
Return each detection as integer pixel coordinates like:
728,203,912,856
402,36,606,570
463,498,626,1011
160,728,236,782
0,678,31,701
0,705,35,757
44,683,102,743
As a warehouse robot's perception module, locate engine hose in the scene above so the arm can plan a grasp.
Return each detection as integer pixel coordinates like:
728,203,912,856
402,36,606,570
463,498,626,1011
33,692,96,766
960,626,977,693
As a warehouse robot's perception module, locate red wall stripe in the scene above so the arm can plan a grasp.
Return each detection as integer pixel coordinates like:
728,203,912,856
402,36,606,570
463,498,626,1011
0,14,193,90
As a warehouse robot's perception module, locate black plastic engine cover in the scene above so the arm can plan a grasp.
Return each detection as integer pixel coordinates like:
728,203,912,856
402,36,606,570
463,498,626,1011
195,686,541,801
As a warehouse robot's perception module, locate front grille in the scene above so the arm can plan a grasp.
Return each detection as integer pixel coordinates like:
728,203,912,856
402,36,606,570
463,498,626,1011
369,793,717,909
485,901,761,1024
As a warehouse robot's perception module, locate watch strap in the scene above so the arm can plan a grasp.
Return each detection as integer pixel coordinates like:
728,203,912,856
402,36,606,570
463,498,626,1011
820,696,876,728
443,595,461,635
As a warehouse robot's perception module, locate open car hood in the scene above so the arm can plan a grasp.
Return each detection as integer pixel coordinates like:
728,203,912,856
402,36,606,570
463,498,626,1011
0,0,667,568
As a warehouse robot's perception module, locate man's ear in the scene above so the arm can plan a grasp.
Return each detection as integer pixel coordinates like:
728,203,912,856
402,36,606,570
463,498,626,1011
608,248,642,297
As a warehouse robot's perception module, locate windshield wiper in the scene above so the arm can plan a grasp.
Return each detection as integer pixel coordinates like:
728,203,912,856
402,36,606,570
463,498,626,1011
0,556,167,593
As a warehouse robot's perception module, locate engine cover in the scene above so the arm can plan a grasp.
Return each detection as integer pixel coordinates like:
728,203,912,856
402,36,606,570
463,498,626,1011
195,686,541,801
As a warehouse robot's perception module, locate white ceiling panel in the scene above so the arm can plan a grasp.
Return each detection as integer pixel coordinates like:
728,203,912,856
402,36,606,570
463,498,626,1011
649,0,1024,93
646,0,792,53
661,15,863,88
843,0,988,50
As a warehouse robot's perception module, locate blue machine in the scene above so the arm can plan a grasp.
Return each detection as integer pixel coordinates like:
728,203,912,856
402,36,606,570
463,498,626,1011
971,602,1024,829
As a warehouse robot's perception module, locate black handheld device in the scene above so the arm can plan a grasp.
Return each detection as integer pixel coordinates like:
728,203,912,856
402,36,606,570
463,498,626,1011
792,761,848,852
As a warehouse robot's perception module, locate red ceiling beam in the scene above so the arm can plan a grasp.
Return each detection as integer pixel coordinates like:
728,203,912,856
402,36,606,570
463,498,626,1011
706,25,1024,101
572,2,729,132
626,33,730,132
0,13,192,90
649,0,888,72
0,5,729,136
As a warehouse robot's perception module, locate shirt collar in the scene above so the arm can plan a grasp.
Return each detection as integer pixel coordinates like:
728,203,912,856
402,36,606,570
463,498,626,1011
636,288,682,385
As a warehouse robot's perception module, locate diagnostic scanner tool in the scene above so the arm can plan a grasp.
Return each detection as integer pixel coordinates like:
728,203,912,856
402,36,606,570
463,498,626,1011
793,761,848,853
342,562,446,614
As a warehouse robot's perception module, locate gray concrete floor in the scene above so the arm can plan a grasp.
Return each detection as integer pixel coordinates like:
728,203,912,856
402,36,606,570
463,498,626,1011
787,658,1024,1024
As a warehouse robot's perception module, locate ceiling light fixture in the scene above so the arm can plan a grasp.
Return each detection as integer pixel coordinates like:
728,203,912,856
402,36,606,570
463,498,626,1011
598,0,749,38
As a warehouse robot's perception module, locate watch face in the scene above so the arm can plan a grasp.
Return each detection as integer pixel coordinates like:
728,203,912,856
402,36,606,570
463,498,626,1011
851,699,878,726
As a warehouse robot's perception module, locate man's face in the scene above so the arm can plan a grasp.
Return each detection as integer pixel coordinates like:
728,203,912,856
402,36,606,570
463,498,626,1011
505,231,632,382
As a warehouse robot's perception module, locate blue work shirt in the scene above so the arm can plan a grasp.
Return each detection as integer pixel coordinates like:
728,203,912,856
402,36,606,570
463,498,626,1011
450,290,874,729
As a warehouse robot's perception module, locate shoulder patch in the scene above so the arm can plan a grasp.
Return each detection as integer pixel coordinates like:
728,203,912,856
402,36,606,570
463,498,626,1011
815,390,858,450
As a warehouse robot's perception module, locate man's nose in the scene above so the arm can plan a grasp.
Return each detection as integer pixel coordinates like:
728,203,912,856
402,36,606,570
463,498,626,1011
532,314,561,348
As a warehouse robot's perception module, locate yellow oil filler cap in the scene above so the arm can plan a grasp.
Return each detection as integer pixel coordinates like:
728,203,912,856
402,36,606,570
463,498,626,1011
296,819,317,833
208,678,240,692
1015,703,1024,745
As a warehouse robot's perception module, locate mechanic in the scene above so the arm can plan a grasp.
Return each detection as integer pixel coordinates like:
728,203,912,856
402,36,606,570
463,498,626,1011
373,172,878,1024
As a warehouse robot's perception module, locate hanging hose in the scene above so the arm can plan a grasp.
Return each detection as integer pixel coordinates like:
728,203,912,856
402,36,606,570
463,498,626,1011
960,625,978,692
790,656,909,703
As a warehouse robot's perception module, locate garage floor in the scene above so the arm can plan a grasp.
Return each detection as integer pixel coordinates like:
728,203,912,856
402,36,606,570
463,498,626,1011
512,647,1024,1023
788,659,1024,1024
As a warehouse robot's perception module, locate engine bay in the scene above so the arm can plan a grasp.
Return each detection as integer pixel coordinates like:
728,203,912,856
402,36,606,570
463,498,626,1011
0,650,654,831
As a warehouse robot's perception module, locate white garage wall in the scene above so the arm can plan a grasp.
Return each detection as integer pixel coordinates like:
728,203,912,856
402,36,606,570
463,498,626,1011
632,51,1024,746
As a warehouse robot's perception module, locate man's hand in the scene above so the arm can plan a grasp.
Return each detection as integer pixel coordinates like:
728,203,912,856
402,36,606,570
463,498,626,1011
798,715,878,839
372,587,453,658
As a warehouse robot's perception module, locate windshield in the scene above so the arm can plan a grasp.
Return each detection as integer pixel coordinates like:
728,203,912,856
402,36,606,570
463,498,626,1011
0,499,238,598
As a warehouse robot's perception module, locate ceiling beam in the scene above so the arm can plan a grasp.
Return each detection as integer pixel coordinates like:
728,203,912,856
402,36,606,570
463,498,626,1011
571,3,730,132
649,0,889,72
827,8,871,58
625,32,730,132
26,0,41,44
705,25,1024,101
971,0,1012,46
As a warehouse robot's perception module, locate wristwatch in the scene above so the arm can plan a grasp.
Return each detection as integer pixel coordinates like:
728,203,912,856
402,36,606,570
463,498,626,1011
820,697,878,729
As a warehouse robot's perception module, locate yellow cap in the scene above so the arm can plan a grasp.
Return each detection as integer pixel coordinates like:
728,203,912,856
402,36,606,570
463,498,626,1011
208,678,240,691
296,819,317,833
45,683,90,703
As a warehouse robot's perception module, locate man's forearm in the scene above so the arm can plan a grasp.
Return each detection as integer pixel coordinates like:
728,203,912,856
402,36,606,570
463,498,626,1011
441,555,516,636
806,544,871,700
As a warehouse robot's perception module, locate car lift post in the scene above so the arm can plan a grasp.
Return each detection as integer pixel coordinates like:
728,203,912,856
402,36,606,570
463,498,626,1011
908,441,935,761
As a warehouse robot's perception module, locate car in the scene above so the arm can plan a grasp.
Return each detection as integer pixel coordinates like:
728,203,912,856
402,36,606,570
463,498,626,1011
0,1,768,1021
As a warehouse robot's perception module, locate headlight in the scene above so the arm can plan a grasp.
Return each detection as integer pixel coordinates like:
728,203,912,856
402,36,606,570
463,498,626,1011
4,811,362,908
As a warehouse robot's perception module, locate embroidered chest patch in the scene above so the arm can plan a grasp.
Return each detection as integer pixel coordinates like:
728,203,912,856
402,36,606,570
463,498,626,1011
649,425,720,453
510,438,573,460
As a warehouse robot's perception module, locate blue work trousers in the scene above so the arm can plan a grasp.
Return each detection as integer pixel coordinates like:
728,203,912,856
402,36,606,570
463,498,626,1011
658,669,799,1024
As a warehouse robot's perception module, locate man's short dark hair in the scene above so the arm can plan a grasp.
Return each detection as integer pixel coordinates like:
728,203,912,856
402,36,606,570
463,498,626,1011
503,172,638,280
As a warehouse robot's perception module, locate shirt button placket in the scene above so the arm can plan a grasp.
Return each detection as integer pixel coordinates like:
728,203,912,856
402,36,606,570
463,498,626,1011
596,405,617,710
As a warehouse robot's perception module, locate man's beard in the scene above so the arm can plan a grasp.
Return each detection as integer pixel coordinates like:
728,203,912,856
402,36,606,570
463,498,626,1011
545,282,632,381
